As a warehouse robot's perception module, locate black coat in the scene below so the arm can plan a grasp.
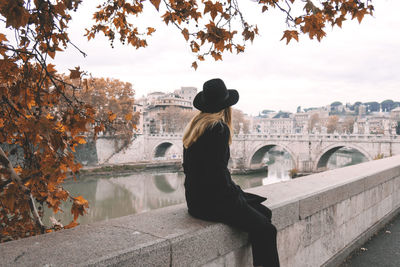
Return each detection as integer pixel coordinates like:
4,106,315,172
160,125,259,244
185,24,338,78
183,121,266,220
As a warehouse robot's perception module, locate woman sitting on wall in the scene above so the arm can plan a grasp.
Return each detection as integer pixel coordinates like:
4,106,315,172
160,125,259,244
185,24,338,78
182,78,280,267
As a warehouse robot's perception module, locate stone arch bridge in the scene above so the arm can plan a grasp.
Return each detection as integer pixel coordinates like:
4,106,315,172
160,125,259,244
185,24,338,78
97,133,400,173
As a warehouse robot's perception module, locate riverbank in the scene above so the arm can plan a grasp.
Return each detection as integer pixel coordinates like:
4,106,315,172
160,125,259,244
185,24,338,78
81,161,278,176
80,160,183,176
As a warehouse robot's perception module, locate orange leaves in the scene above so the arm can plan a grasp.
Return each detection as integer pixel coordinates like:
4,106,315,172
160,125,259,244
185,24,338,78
150,0,161,11
47,64,57,74
64,220,79,229
204,1,223,21
147,27,156,35
124,113,133,121
182,28,190,41
334,15,346,28
71,195,89,221
75,136,86,145
2,0,30,29
69,66,82,80
280,30,299,45
211,51,222,61
301,13,326,41
191,61,198,70
236,45,245,54
352,8,369,24
108,112,117,122
0,33,7,42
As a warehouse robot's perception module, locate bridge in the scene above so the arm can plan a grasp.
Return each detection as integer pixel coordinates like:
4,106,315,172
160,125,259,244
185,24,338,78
96,133,400,173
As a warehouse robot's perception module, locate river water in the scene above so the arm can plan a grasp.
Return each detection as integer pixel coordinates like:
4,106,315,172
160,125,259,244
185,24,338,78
44,148,367,226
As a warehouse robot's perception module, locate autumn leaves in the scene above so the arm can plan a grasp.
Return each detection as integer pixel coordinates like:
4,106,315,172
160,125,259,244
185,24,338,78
280,0,373,44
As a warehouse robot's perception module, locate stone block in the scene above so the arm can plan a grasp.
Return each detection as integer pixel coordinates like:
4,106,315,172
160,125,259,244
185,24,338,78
394,176,400,191
364,186,381,210
320,205,337,235
277,221,305,259
272,201,299,231
310,237,332,267
223,245,252,267
202,256,225,267
382,179,394,199
364,205,378,228
104,204,213,239
299,193,324,219
323,179,364,209
88,238,171,267
349,192,365,219
0,224,170,267
364,167,399,191
392,192,400,209
320,227,344,258
302,212,322,246
170,224,248,267
376,195,393,220
335,198,352,227
288,239,316,267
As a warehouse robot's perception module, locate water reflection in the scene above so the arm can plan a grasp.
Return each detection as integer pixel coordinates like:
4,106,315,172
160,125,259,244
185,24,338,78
256,148,294,185
327,148,367,170
44,149,367,226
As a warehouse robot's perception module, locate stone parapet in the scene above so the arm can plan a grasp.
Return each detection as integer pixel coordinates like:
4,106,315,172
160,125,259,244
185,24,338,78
2,155,400,266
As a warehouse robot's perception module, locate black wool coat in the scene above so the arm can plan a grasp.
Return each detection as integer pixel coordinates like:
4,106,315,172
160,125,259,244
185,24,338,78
183,121,266,220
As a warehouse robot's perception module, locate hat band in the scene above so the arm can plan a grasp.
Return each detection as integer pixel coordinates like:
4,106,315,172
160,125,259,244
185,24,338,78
201,91,229,104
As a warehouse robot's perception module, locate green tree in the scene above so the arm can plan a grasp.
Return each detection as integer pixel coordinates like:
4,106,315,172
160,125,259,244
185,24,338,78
381,99,395,112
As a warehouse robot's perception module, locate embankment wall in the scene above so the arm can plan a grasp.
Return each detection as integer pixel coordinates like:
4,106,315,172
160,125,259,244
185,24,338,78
2,156,400,266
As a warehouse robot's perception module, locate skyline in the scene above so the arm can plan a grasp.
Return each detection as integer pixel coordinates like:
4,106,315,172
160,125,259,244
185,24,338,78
44,0,400,115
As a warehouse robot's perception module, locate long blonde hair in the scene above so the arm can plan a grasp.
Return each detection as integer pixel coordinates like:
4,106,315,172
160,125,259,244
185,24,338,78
183,107,232,148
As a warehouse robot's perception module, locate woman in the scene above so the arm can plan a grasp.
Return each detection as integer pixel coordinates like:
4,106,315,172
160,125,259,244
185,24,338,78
182,78,280,267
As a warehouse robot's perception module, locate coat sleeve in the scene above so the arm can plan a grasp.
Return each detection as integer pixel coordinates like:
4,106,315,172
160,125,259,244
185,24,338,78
206,123,239,201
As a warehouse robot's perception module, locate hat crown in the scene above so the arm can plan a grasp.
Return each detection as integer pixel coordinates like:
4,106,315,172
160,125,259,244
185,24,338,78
193,78,239,113
203,78,228,103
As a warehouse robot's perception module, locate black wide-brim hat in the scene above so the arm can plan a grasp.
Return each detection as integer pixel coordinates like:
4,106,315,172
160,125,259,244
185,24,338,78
193,78,239,113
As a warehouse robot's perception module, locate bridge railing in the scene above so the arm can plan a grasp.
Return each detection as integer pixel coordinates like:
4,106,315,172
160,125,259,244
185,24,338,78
132,132,399,141
232,133,400,141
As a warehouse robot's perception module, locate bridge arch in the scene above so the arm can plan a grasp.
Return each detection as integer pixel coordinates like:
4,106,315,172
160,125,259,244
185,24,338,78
153,174,181,193
247,143,297,168
153,142,179,159
314,143,373,171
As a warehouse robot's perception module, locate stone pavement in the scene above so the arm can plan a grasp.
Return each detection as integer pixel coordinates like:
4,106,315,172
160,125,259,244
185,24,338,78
340,212,400,267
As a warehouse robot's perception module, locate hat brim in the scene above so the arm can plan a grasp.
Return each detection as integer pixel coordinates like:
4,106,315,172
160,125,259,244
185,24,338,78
193,89,239,113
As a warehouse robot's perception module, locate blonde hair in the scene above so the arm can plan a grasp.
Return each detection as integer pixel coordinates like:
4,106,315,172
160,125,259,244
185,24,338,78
183,107,232,148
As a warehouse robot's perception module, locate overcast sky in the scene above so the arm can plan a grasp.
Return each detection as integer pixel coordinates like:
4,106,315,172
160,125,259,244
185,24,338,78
51,0,400,116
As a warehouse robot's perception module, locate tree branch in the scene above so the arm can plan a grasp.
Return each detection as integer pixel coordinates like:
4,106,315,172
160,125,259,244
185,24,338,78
0,147,45,233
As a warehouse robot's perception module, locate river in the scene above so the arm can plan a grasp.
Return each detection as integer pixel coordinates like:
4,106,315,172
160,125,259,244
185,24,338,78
44,148,367,226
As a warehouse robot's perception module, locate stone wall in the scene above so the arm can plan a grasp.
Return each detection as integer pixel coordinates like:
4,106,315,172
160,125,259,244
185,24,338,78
2,156,400,267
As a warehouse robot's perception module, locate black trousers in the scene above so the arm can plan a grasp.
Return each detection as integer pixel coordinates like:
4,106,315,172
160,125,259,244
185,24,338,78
190,201,280,267
223,201,280,267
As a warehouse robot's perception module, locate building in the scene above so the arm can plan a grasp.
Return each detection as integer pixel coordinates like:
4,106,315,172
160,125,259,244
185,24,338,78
174,87,197,102
141,89,197,134
390,107,400,121
133,103,144,133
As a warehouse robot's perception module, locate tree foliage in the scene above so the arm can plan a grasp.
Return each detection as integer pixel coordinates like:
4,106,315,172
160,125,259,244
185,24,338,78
157,107,197,133
381,99,395,112
0,0,374,241
364,101,380,112
308,113,320,132
232,108,250,134
87,0,373,69
326,115,339,133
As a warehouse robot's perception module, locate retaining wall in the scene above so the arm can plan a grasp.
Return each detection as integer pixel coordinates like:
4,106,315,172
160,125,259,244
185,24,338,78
2,156,400,266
